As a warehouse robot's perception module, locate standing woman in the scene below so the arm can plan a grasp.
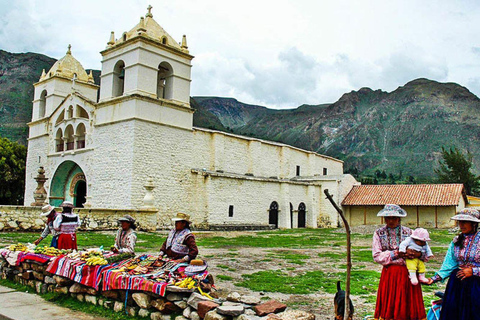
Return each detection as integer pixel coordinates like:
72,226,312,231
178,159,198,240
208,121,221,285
372,204,426,320
427,208,480,319
53,201,81,250
34,204,60,247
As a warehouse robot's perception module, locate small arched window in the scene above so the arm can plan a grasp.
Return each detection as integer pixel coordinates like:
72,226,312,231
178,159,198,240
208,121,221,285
157,62,173,99
161,37,167,45
298,203,306,228
113,60,125,97
55,128,64,152
76,123,86,149
39,90,47,118
67,105,74,119
123,33,127,42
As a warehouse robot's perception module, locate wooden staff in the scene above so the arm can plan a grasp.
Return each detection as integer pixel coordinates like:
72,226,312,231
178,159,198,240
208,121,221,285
324,189,351,320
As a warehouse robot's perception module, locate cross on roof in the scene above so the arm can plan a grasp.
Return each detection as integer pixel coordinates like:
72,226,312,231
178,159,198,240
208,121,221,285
146,5,153,17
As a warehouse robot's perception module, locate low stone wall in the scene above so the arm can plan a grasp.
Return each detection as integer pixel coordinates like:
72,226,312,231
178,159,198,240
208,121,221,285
0,206,277,232
0,257,316,320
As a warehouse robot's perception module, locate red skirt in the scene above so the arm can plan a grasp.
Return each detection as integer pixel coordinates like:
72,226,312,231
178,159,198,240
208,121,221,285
375,265,426,320
57,233,77,250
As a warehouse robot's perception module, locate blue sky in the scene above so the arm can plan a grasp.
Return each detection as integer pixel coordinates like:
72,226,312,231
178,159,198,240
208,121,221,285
1,0,480,108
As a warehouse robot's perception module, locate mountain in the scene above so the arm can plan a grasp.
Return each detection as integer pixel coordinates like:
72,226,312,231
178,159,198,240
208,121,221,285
1,50,479,180
193,79,480,179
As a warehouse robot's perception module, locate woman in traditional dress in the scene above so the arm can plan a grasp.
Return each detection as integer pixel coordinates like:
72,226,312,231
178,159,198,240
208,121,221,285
34,204,60,248
53,201,81,250
372,204,427,320
427,208,480,320
112,215,137,254
159,212,198,262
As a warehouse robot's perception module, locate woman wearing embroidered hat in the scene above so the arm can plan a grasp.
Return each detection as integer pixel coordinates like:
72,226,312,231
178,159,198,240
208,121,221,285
372,204,427,320
159,213,198,262
112,215,137,254
427,208,480,319
34,204,60,248
53,201,81,250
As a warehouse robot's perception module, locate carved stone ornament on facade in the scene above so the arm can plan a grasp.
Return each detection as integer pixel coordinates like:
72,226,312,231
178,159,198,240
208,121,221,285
31,166,49,206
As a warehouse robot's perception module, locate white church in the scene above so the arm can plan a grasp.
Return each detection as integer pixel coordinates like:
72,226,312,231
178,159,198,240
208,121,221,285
24,7,358,229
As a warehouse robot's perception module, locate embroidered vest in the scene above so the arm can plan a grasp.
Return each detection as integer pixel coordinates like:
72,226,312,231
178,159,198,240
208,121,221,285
60,213,79,234
376,225,411,251
166,228,192,255
453,232,480,268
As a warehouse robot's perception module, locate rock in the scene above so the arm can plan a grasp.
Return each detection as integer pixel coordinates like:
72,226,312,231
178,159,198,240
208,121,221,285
85,295,97,305
34,219,44,227
197,300,220,318
68,283,98,295
35,281,43,294
54,275,73,286
276,310,315,320
217,305,244,316
54,286,69,294
175,317,188,320
150,312,171,320
102,290,119,300
151,299,178,314
22,263,31,270
104,300,114,309
265,315,282,320
27,280,35,288
183,306,192,318
166,293,183,301
223,301,243,306
204,310,229,320
127,306,138,316
139,308,150,318
21,271,33,280
76,294,85,302
233,315,262,320
240,295,260,305
114,301,124,313
174,300,187,309
7,221,18,228
133,292,151,309
98,298,104,306
245,309,256,315
187,292,212,309
190,311,201,320
227,292,242,302
47,285,55,293
33,271,44,281
19,222,32,230
44,276,56,284
253,300,287,317
0,222,5,230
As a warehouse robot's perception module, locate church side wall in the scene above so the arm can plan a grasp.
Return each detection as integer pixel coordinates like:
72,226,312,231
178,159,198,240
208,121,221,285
24,136,50,206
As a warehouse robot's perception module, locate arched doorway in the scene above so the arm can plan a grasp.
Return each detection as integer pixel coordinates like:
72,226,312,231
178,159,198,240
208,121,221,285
74,180,87,208
290,203,293,228
269,201,279,228
298,202,306,228
50,161,87,207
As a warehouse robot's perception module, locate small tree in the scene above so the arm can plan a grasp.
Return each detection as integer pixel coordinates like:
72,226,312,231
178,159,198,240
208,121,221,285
0,137,27,204
435,147,480,195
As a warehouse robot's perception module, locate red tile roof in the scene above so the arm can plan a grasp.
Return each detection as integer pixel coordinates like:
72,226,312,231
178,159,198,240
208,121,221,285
342,184,466,206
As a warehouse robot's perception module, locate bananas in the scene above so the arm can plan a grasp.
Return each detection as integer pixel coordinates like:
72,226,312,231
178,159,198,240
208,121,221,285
174,277,196,288
34,246,65,256
9,243,28,252
85,256,108,265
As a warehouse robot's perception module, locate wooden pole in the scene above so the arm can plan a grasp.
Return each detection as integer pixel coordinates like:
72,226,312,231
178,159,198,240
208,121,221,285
324,189,351,320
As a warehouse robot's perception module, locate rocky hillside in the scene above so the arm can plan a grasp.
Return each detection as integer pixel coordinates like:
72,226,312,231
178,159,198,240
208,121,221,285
193,79,480,179
1,50,479,180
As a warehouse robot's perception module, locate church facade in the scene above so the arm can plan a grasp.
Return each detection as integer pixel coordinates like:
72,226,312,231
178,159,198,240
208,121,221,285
24,8,358,229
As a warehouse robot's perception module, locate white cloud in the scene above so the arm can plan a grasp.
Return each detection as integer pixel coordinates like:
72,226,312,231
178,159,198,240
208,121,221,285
1,0,480,108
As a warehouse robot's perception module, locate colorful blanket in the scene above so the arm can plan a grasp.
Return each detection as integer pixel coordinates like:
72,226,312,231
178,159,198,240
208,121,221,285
0,249,52,266
102,269,168,296
46,256,119,290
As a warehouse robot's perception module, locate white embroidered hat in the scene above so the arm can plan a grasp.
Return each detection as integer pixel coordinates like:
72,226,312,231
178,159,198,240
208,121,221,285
377,204,407,218
451,208,480,223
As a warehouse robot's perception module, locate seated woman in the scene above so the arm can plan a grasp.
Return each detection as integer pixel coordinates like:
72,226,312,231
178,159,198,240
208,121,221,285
53,201,81,250
112,215,137,254
159,213,198,263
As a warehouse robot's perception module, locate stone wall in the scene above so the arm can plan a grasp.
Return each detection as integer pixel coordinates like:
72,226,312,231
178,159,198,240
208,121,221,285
0,206,158,232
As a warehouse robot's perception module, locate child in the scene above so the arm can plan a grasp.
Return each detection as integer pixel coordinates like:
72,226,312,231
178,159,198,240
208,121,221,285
399,227,433,285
